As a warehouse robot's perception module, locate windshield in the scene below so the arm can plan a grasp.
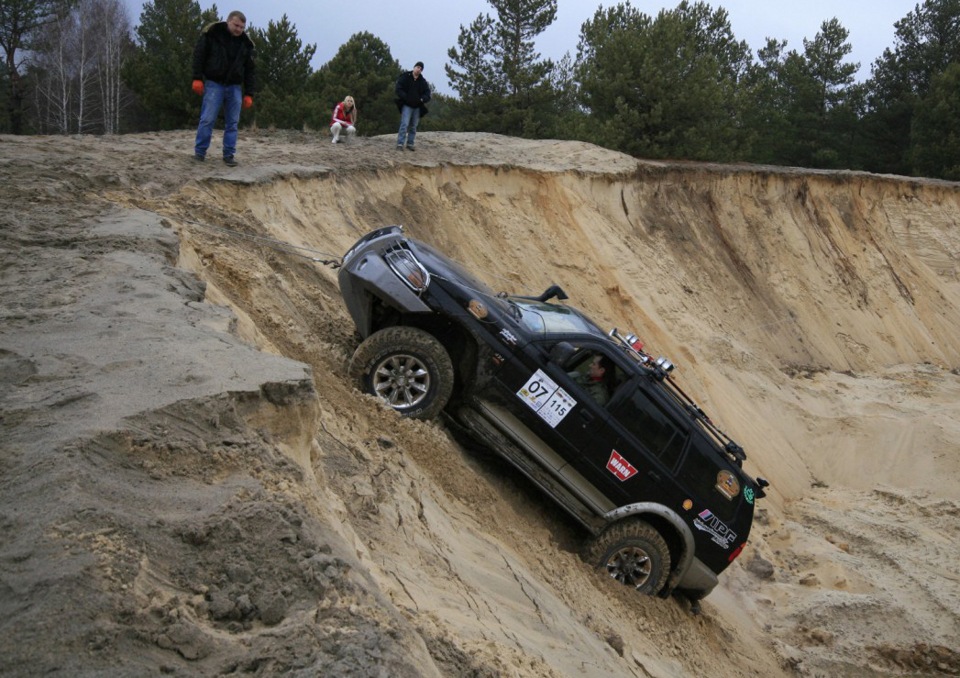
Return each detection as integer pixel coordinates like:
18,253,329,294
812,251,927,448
511,298,604,336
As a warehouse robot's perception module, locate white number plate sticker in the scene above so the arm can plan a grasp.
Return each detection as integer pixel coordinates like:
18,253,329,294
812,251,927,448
517,369,576,427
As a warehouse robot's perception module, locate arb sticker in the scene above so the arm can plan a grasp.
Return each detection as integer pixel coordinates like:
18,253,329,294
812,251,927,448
606,450,638,481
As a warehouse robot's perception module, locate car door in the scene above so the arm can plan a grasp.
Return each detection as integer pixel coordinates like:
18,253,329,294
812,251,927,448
599,380,690,507
489,338,634,501
541,342,633,494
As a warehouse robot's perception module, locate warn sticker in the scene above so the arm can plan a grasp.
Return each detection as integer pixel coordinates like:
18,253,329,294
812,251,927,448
606,450,638,481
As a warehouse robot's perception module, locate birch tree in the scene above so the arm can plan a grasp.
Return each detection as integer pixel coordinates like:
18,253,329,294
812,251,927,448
31,4,79,133
87,0,132,133
28,0,130,133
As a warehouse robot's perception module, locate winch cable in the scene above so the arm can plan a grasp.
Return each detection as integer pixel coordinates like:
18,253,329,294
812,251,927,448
163,215,343,268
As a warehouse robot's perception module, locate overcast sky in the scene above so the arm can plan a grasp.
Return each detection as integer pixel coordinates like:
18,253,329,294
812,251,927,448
125,1,916,95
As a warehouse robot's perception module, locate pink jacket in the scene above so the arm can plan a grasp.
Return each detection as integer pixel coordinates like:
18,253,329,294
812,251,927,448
331,102,356,127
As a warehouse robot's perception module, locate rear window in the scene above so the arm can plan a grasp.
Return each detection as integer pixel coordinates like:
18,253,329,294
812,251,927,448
609,387,687,469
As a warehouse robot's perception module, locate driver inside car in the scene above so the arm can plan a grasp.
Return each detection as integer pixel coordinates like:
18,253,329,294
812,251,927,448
568,353,617,406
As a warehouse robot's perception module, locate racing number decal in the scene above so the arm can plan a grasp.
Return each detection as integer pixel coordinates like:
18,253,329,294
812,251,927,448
517,369,576,427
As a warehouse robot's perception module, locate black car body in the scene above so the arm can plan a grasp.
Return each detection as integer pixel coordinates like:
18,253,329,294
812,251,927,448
338,226,768,600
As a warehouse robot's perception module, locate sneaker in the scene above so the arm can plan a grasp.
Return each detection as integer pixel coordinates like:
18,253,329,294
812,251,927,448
331,138,339,144
223,156,238,167
406,145,416,152
193,153,205,162
396,145,404,151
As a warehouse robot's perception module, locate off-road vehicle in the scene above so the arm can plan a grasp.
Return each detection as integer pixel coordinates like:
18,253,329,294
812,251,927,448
338,226,768,600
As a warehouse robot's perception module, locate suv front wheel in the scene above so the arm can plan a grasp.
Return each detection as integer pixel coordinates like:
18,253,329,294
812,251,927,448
586,519,671,595
349,326,454,420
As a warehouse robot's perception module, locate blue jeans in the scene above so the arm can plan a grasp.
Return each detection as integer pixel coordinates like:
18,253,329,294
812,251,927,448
194,81,242,158
397,105,421,147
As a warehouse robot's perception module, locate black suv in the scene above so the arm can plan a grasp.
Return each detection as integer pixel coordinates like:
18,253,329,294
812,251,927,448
338,226,768,600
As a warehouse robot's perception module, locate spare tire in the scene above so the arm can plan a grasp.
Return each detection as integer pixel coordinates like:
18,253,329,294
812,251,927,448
348,326,454,420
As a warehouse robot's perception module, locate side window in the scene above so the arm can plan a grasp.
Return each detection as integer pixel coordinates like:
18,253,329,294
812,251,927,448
562,347,625,408
676,441,739,522
610,387,687,469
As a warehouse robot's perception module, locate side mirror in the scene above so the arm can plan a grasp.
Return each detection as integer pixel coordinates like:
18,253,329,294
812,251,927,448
549,341,576,366
754,476,769,499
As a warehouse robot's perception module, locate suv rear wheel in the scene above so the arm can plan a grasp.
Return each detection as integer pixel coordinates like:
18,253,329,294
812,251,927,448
349,326,454,420
586,519,671,595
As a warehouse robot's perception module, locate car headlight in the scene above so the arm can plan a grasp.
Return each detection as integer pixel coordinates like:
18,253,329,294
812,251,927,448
385,247,431,293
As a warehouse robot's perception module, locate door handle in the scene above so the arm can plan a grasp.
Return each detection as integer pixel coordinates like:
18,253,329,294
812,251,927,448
579,410,594,425
647,470,661,482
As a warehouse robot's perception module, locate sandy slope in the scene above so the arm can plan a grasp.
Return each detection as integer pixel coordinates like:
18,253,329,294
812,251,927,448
1,130,958,677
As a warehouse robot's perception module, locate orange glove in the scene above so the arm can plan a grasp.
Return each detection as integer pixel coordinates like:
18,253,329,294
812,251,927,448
242,95,253,110
191,79,204,96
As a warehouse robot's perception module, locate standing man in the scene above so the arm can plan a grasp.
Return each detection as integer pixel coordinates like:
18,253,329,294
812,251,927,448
395,61,431,151
192,10,256,166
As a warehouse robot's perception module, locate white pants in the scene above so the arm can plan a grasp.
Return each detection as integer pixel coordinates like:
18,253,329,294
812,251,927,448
331,122,356,142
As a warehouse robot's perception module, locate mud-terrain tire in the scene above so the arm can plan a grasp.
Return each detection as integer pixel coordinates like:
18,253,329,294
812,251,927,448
586,519,671,595
349,327,454,420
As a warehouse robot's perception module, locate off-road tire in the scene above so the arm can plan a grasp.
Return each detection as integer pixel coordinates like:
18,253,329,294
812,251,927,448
586,519,671,595
349,326,454,420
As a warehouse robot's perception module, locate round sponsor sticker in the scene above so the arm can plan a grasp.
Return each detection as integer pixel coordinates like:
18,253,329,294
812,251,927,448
467,299,488,319
716,470,740,500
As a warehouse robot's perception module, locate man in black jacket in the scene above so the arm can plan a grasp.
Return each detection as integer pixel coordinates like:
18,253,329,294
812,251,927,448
395,62,431,151
191,10,256,166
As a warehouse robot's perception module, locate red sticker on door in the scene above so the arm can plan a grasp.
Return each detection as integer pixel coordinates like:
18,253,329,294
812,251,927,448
606,450,638,481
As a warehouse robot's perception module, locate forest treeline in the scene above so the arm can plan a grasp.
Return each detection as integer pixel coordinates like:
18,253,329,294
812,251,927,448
2,0,958,179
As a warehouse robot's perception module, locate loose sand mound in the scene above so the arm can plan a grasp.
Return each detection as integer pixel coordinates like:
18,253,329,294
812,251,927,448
1,130,958,677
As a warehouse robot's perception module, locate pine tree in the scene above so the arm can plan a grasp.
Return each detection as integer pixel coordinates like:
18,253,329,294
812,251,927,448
910,62,960,179
575,1,750,160
122,0,217,130
864,0,960,175
445,0,560,136
785,18,861,168
247,14,315,129
740,38,791,163
0,0,63,133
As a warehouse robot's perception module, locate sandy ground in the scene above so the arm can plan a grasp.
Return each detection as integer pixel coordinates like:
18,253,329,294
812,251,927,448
1,129,959,677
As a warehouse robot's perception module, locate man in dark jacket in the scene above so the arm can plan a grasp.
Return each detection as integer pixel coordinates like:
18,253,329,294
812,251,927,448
191,10,256,166
395,61,431,151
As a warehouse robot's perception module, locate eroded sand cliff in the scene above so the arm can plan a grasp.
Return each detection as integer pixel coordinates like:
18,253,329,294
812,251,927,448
1,131,958,676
